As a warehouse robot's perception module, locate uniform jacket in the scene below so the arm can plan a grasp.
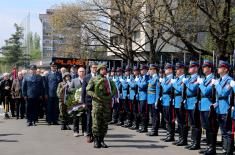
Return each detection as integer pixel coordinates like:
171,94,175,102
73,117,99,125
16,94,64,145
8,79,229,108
215,74,233,114
22,74,44,98
199,73,214,111
45,71,62,98
137,74,149,101
185,73,199,110
147,74,160,104
129,75,139,101
161,73,173,106
172,74,185,108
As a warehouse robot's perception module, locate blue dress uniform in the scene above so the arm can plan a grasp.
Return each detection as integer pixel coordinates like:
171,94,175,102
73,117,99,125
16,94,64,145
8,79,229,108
184,61,200,150
22,65,44,126
214,61,233,155
172,63,186,145
137,65,149,133
109,67,119,124
146,64,160,136
161,63,175,142
129,66,140,130
122,66,133,128
198,60,216,154
45,62,62,125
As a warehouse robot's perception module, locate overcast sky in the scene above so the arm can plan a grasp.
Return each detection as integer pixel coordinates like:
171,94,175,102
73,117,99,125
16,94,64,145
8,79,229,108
0,0,77,47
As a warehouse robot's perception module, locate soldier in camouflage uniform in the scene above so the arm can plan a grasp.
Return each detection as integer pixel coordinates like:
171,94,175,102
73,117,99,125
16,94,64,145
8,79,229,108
57,72,72,130
86,64,117,148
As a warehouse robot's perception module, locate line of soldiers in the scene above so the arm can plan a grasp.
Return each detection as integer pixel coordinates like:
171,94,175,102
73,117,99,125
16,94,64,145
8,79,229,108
108,59,235,155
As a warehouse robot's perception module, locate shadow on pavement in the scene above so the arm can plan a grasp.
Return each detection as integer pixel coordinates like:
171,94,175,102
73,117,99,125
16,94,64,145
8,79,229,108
0,133,22,136
106,134,135,138
109,144,168,149
106,139,158,143
0,139,19,142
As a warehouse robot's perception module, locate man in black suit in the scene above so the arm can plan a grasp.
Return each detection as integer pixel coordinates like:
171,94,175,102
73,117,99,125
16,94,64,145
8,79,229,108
81,62,98,143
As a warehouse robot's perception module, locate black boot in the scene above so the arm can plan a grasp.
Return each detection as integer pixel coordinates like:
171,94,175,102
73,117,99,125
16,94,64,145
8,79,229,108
185,127,195,149
225,134,234,155
189,128,201,150
173,126,182,145
139,115,148,133
94,136,101,148
177,126,188,146
100,136,108,148
61,124,67,130
164,123,175,142
204,133,216,155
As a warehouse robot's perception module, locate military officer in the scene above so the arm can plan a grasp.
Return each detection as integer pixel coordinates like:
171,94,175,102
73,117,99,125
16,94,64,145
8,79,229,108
136,64,149,133
45,62,62,125
161,63,175,142
122,66,132,128
129,66,140,130
86,64,117,148
212,60,233,155
183,61,200,150
146,64,160,136
197,60,215,154
22,65,44,126
171,63,186,145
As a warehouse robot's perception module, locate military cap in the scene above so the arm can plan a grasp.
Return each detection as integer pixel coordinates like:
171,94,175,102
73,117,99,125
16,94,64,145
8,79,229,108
30,65,37,70
125,66,132,72
164,63,174,70
149,64,158,69
218,60,230,69
116,67,123,72
97,64,107,72
111,67,116,72
50,61,56,66
62,72,71,79
175,63,185,69
133,66,139,71
140,64,149,70
189,61,199,68
202,60,213,68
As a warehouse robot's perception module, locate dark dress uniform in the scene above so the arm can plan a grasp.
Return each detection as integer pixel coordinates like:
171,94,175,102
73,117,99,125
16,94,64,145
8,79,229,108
22,70,44,126
45,70,62,124
0,77,12,118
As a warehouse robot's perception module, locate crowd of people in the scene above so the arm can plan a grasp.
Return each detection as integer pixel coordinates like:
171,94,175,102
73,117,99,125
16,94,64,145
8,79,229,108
0,59,235,154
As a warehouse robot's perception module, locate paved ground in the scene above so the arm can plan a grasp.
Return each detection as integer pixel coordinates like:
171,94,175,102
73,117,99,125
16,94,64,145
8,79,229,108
0,116,227,155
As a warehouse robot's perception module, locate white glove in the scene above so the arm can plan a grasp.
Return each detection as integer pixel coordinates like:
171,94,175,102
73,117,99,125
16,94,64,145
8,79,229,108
232,106,234,111
212,103,218,108
171,79,176,84
119,78,124,82
126,79,131,83
182,78,188,83
159,78,163,83
154,101,158,109
211,79,219,85
116,98,119,103
112,79,116,82
135,78,139,82
197,78,203,84
230,80,235,87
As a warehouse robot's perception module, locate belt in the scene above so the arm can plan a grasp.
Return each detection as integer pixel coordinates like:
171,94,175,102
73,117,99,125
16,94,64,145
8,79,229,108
187,95,197,98
218,97,228,100
175,94,181,97
163,92,171,95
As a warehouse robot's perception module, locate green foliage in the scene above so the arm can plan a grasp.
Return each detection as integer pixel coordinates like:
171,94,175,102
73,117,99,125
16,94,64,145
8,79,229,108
1,24,26,67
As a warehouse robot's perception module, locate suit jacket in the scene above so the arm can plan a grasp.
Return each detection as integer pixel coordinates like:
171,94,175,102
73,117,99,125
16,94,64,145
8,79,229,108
11,78,23,98
69,77,83,92
81,74,93,105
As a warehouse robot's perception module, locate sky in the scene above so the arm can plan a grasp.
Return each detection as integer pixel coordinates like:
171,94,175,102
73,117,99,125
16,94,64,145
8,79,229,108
0,0,77,47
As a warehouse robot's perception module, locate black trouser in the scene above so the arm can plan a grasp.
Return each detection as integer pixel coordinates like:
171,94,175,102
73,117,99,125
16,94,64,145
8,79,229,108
86,104,92,136
15,97,25,119
118,99,126,123
26,98,38,123
73,112,87,133
47,97,59,123
163,106,175,138
148,104,159,133
138,100,148,129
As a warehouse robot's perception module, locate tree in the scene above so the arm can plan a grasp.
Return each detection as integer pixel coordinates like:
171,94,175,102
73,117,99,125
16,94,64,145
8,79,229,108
1,24,27,67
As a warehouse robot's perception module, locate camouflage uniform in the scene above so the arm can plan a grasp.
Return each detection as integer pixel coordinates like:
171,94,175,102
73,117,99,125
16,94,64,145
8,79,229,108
86,65,117,148
57,72,71,130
